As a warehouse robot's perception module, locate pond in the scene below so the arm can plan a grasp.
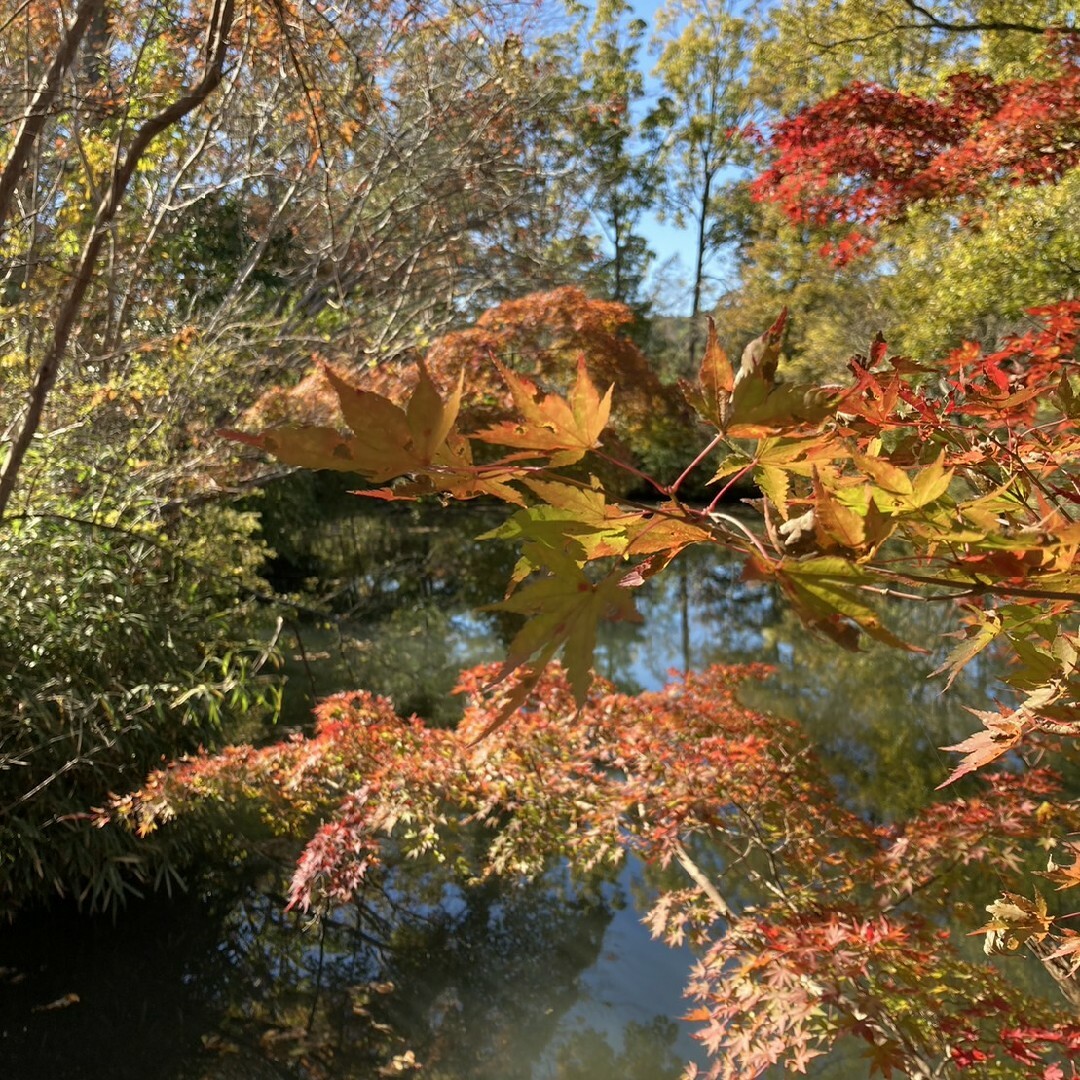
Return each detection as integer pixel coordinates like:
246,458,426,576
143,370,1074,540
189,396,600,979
0,495,1058,1079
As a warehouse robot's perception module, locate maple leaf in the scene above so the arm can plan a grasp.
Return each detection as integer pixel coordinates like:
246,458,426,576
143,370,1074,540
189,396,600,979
488,565,642,708
743,435,841,519
930,610,1002,691
851,451,912,497
750,556,919,652
971,891,1052,954
812,468,866,550
680,316,735,429
477,478,653,595
220,424,371,474
936,708,1030,788
1041,844,1080,892
1043,933,1080,977
726,377,841,439
472,356,612,466
622,508,714,559
736,308,787,386
222,361,464,483
753,60,1080,237
681,311,840,438
904,450,954,510
863,1037,909,1078
367,433,527,506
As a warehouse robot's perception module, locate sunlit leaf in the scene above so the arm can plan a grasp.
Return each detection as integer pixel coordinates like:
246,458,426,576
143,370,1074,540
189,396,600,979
489,567,642,707
680,316,734,428
971,892,1051,954
937,709,1030,788
472,357,612,465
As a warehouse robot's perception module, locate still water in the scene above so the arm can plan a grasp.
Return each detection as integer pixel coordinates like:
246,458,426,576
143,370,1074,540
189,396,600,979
0,499,1041,1079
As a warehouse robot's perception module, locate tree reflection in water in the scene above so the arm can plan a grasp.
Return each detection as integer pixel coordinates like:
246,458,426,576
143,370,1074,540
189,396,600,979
0,845,699,1079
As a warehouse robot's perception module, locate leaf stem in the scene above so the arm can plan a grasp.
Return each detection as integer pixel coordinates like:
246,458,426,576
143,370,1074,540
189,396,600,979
591,449,670,497
670,433,724,498
707,462,756,512
708,511,772,563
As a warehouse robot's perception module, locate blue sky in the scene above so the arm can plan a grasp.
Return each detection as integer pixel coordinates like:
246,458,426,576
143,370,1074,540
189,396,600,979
609,0,743,314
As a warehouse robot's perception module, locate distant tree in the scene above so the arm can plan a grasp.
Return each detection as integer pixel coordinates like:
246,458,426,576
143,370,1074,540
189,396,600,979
0,0,609,913
573,0,658,307
646,0,757,367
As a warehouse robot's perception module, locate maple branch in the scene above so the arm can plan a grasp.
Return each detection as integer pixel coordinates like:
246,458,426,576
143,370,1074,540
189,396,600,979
866,566,1080,605
708,511,772,563
670,433,724,498
1032,717,1080,738
877,849,977,916
0,0,236,520
707,462,756,512
805,25,924,51
859,584,947,603
591,448,670,497
982,431,1075,524
1027,936,1080,1012
671,840,734,920
266,0,331,171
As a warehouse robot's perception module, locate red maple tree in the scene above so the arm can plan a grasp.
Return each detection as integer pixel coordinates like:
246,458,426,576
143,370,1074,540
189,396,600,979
751,32,1080,263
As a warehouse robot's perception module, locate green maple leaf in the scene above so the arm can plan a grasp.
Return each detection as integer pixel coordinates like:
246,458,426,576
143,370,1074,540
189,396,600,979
748,556,920,652
489,565,642,708
930,610,1002,691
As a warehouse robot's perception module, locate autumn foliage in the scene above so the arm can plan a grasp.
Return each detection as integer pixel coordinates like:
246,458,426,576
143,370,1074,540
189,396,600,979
751,33,1080,263
107,272,1077,1076
116,662,1080,1077
94,14,1080,1078
240,286,691,481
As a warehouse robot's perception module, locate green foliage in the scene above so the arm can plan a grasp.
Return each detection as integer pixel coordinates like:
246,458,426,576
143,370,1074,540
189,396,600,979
573,0,658,307
647,0,757,335
0,512,280,916
888,168,1080,357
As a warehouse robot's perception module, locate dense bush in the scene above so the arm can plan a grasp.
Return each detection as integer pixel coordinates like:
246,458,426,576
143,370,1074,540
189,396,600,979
0,512,280,917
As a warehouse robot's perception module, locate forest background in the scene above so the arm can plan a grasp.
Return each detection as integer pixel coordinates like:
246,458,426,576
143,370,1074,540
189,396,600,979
2,0,1080,1077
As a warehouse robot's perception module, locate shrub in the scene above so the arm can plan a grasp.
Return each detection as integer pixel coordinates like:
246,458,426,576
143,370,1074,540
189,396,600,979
0,512,280,916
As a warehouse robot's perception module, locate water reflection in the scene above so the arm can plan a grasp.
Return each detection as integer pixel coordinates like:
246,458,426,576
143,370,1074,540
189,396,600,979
0,856,699,1079
0,497,1029,1079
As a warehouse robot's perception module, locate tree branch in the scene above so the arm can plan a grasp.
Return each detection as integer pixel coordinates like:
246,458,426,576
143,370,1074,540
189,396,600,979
672,839,734,919
0,0,106,240
899,0,1059,36
0,0,237,520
